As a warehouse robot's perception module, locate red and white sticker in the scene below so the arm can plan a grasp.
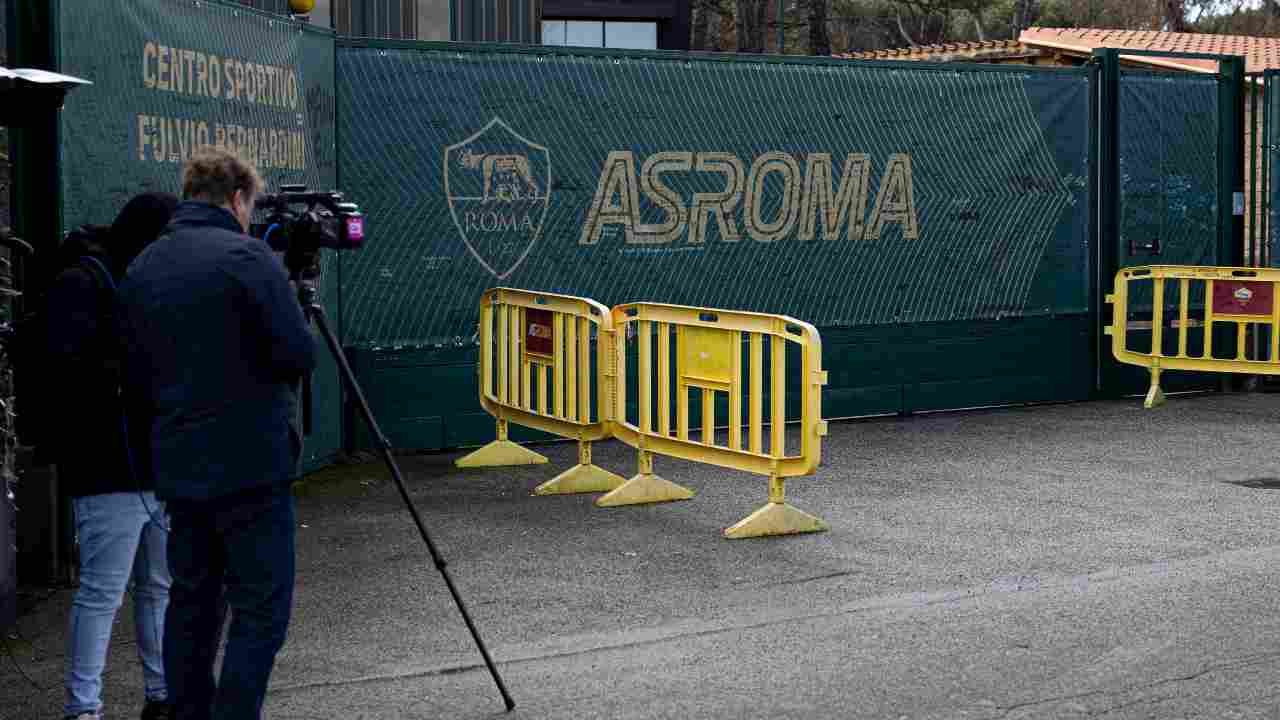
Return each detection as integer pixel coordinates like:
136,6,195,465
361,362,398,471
1212,281,1274,317
524,309,554,357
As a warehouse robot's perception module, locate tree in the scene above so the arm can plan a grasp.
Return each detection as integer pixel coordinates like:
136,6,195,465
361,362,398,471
703,0,1280,57
737,0,768,52
1013,0,1039,34
879,0,1004,46
693,0,715,50
1164,0,1187,30
809,0,833,54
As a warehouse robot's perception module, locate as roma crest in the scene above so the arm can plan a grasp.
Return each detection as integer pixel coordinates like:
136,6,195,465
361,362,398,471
444,117,551,279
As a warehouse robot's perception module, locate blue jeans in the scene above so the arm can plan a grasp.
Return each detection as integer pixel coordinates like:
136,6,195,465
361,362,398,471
65,491,171,717
165,487,295,720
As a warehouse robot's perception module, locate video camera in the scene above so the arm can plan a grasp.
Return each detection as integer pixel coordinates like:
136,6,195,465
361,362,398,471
251,184,365,277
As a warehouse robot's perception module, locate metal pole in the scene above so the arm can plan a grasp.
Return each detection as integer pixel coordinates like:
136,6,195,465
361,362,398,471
777,0,784,53
1259,70,1269,269
303,293,516,712
1251,75,1259,266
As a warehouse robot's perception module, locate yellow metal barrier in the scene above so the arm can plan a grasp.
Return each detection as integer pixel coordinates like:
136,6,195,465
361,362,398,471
456,288,625,495
603,303,829,539
1106,265,1280,408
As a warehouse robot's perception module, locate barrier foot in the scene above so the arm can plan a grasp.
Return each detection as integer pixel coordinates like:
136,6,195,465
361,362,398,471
724,473,828,539
1144,368,1167,409
534,441,625,495
456,420,548,468
724,502,829,539
594,451,694,506
456,440,548,467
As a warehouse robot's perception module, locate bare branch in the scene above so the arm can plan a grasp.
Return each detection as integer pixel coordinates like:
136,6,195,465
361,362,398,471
895,7,917,46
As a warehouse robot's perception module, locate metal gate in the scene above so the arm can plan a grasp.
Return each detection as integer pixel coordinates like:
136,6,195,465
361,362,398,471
1093,48,1245,398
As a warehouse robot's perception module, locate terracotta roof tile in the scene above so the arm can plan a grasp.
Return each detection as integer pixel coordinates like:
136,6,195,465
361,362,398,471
834,39,1026,61
1020,27,1280,73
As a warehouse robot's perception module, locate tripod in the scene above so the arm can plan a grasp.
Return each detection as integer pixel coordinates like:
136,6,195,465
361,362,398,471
295,279,515,712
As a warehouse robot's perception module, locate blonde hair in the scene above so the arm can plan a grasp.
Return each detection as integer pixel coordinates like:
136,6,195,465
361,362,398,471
181,148,262,206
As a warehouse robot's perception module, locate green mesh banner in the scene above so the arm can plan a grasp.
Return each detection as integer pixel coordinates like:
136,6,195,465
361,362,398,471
57,0,343,470
58,0,336,223
1119,71,1220,269
336,44,1092,348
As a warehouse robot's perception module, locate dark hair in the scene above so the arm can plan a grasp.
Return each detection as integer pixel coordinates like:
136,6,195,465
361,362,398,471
109,192,179,271
181,148,261,206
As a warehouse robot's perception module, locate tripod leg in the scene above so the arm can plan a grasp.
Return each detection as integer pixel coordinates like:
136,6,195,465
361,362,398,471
306,303,516,711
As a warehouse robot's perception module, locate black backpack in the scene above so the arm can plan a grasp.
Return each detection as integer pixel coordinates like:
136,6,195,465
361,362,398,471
9,225,117,458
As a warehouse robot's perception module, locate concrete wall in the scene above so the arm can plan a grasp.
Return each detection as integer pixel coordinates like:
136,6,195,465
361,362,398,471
419,0,448,41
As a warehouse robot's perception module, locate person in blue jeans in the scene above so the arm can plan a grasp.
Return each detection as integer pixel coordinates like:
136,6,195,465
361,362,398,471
52,192,180,720
119,149,316,720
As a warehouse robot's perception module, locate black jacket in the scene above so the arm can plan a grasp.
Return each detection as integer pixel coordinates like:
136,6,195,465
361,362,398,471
119,202,317,502
46,239,154,498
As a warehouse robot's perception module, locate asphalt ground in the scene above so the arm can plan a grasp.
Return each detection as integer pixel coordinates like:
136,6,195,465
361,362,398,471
6,391,1280,719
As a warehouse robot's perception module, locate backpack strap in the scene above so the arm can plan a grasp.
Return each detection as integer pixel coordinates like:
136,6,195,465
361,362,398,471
75,255,122,381
77,255,117,293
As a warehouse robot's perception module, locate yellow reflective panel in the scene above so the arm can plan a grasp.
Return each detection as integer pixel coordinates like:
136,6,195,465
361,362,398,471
681,326,734,386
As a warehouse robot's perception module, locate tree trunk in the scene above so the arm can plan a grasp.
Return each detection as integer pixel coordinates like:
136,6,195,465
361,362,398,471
895,8,916,46
692,0,711,50
808,0,831,56
755,0,769,52
736,0,748,52
718,6,736,51
737,0,765,53
1164,0,1186,32
1014,0,1038,34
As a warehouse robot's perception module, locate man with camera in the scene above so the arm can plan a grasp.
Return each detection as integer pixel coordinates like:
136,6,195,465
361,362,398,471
119,148,316,720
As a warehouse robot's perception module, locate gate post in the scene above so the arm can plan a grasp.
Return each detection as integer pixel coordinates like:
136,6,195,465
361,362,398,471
1220,56,1247,270
1092,48,1121,398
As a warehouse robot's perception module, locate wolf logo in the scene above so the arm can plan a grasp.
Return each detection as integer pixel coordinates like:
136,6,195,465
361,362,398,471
445,118,551,280
458,149,541,202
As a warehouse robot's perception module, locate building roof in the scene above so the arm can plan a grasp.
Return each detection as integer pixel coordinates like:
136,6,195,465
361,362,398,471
835,39,1036,63
836,28,1280,77
1019,27,1280,74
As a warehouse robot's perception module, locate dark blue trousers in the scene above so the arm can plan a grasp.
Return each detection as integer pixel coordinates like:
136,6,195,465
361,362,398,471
164,487,295,720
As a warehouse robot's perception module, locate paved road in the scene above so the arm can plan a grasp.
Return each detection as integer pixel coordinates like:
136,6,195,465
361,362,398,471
6,393,1280,719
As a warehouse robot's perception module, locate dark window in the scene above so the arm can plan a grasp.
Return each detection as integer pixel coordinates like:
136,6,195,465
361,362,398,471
540,0,689,51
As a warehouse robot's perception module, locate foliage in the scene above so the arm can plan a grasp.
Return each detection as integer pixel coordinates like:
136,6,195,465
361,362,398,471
692,0,1280,55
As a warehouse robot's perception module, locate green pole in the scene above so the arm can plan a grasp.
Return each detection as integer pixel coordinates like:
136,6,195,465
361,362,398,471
1093,48,1120,396
777,0,784,53
1220,56,1246,268
1251,74,1259,266
1266,71,1273,268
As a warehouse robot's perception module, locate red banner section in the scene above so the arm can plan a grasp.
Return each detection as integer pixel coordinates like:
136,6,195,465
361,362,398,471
524,308,554,357
1212,281,1274,317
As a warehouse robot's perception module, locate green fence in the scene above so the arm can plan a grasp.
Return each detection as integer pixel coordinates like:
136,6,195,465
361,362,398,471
333,41,1095,448
1094,52,1239,397
11,6,1246,458
56,0,344,470
337,43,1091,342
